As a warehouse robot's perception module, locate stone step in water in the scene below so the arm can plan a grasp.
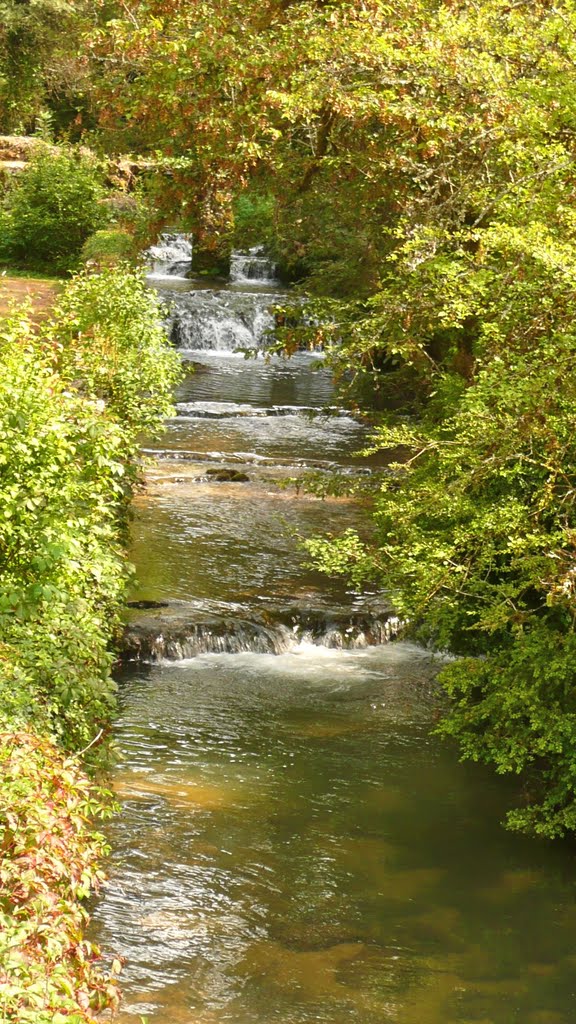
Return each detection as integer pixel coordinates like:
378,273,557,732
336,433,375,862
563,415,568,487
121,598,401,663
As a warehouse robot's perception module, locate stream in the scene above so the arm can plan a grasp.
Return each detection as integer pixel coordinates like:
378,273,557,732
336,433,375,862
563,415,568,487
91,241,576,1024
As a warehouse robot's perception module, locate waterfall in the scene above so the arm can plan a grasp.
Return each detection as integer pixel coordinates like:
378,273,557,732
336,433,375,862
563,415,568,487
130,234,399,665
146,232,193,279
230,246,278,285
169,288,280,351
122,604,401,664
146,235,284,351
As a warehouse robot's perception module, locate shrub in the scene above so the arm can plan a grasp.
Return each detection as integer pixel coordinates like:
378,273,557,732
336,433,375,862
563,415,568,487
52,267,182,439
0,268,181,748
5,148,106,273
0,308,126,748
0,265,182,1016
307,332,576,839
0,732,121,1023
81,229,136,268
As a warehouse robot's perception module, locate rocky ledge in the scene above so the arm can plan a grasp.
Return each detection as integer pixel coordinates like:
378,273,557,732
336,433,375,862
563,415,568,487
120,597,401,663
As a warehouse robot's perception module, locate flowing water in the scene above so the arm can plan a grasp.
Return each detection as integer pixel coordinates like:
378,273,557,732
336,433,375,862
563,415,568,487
91,244,576,1024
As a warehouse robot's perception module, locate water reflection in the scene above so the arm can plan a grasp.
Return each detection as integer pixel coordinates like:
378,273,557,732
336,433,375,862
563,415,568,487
93,645,576,1024
176,352,334,409
129,485,359,605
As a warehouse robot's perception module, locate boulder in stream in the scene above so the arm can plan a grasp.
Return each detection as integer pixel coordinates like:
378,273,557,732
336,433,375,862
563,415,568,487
200,468,251,482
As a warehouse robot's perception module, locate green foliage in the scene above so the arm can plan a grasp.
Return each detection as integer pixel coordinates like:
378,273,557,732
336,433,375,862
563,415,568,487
0,266,180,1016
0,269,180,749
3,149,106,274
80,228,136,267
438,631,576,840
0,731,121,1022
40,1,576,839
0,310,122,748
307,332,576,837
34,109,56,143
52,267,182,438
0,0,92,135
0,205,15,264
233,191,275,250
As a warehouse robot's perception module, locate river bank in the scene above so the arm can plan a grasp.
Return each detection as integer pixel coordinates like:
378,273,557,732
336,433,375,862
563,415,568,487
0,268,180,1022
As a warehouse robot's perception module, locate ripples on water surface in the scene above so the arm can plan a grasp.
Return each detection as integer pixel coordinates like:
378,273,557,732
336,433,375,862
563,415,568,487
99,274,576,1024
93,644,576,1024
130,486,359,605
177,352,335,408
153,352,368,466
131,351,371,606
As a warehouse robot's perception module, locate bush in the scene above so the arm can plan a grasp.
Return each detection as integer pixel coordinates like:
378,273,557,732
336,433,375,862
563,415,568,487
0,266,182,1016
0,732,121,1023
52,267,182,438
0,307,125,747
81,229,135,268
5,148,106,273
307,330,576,839
0,268,182,748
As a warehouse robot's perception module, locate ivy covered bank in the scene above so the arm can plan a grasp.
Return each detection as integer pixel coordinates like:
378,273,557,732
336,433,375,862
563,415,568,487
0,269,181,1022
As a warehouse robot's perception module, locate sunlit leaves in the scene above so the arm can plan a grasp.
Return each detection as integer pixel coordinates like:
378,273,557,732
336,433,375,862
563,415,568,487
0,731,121,1022
0,267,179,1016
0,269,181,749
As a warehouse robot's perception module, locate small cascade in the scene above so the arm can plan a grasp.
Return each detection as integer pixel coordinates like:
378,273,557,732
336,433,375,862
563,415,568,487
230,246,278,285
169,288,281,351
146,232,193,279
130,239,397,666
146,238,287,352
121,602,401,664
125,620,295,662
175,401,350,419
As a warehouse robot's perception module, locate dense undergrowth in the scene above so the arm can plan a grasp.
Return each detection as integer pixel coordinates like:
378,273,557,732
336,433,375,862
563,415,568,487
0,267,181,1020
0,734,120,1023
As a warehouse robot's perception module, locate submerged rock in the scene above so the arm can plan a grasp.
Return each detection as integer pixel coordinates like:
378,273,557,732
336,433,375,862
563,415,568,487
126,599,172,610
200,468,250,482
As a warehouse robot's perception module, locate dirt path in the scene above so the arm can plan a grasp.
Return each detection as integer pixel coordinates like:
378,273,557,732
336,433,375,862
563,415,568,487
0,275,61,318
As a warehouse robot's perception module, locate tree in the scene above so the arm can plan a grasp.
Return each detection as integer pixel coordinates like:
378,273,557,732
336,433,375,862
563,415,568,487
0,0,94,134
